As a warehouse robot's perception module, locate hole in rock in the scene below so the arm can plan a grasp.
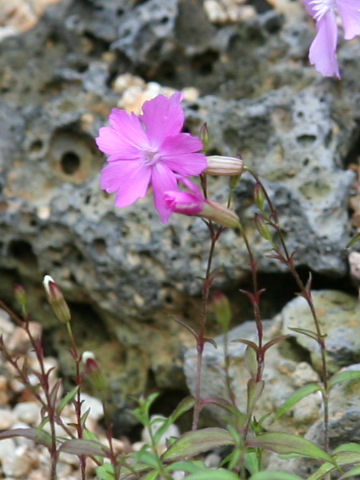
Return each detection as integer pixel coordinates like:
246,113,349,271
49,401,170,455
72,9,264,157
61,151,81,175
29,139,43,153
191,50,219,76
296,134,317,146
93,238,107,255
344,128,360,168
8,240,38,269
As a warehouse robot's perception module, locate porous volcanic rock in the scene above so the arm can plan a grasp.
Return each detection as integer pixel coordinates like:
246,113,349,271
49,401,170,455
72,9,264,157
0,0,359,428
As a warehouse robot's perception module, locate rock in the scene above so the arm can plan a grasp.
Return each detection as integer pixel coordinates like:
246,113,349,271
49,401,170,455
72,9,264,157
267,363,360,476
79,392,104,421
0,408,16,429
13,401,41,425
1,444,38,478
0,0,359,428
281,290,360,373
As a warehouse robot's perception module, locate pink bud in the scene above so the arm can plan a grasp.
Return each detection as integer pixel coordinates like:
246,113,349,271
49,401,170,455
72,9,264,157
43,275,71,324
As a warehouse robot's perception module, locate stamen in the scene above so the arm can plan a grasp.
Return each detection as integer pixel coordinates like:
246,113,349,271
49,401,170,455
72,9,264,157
309,0,335,21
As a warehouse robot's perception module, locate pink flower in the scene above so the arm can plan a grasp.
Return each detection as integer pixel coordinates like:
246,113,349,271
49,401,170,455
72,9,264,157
164,178,240,228
164,177,205,216
96,93,207,223
303,0,360,78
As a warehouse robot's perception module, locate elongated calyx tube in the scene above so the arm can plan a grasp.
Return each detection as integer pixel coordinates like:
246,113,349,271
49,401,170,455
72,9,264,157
205,155,244,176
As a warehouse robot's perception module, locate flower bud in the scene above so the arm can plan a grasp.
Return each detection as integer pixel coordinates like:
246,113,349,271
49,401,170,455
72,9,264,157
201,200,240,228
254,182,265,211
43,275,71,324
82,351,107,395
254,214,272,242
14,284,27,314
200,123,210,152
212,292,231,330
205,155,244,177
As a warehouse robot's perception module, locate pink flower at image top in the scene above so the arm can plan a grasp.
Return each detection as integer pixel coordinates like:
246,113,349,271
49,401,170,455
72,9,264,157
303,0,360,78
96,92,207,223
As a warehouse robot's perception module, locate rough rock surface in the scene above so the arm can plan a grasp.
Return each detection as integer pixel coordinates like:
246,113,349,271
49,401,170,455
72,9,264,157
0,0,359,425
281,290,360,373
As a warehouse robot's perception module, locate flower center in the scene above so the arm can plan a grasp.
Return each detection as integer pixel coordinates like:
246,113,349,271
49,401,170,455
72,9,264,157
143,150,159,167
310,0,336,21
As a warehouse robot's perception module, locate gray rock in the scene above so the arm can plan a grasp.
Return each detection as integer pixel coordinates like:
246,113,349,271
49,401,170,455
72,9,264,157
282,290,360,373
0,0,359,428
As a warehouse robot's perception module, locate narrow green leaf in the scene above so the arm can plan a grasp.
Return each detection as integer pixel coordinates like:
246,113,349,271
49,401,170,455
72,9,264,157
346,233,360,248
245,451,260,475
232,338,258,352
185,468,239,480
249,472,304,480
162,428,234,461
248,433,333,463
334,451,360,466
143,470,159,480
0,427,52,448
328,371,360,388
334,443,360,454
135,450,160,469
96,463,116,480
288,327,320,342
262,335,290,353
154,397,195,444
272,383,322,422
307,462,336,480
59,438,109,457
339,466,360,479
56,385,79,415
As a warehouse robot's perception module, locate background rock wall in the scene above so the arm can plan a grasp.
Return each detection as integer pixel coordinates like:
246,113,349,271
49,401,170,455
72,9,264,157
0,0,359,432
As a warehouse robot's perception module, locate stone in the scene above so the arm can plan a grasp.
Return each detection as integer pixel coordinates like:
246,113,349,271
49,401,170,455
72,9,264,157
0,0,359,428
0,407,16,429
281,290,360,373
13,401,41,425
1,444,38,478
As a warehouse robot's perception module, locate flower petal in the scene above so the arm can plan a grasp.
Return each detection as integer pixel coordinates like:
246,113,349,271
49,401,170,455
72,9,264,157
164,190,204,215
100,161,151,207
160,133,204,155
162,153,208,176
151,163,178,223
109,108,149,149
141,93,185,148
309,10,340,78
336,0,360,40
96,127,140,159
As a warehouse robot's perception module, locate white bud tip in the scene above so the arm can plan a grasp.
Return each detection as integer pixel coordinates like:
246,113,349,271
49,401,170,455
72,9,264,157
43,275,55,295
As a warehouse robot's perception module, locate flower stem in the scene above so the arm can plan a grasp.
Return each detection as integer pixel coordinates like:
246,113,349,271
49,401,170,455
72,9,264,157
245,167,330,453
192,223,223,430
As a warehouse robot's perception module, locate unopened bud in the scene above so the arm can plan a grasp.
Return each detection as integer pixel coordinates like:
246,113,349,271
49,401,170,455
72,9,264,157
43,275,71,324
82,351,107,394
254,214,272,242
201,200,240,228
212,293,231,330
254,182,265,211
14,284,27,314
200,123,210,152
205,155,244,177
